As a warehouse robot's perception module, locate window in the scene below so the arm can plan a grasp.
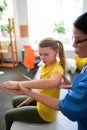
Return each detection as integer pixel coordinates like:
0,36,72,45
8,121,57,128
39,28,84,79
28,0,83,49
0,0,13,21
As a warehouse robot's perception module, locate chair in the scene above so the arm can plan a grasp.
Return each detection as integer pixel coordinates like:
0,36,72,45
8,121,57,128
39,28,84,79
22,45,40,80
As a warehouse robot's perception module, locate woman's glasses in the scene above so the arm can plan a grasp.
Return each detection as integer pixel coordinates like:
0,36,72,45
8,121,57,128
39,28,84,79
72,37,87,45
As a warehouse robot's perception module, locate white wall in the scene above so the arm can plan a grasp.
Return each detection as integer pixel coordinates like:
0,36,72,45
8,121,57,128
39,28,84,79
82,0,87,13
13,0,29,61
12,0,87,61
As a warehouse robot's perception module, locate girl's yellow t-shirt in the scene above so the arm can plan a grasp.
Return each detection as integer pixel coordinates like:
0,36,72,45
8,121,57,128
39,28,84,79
37,62,64,122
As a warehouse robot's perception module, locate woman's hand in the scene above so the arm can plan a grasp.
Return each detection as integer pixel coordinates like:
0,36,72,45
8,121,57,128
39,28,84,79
59,74,72,89
19,85,33,96
11,89,26,95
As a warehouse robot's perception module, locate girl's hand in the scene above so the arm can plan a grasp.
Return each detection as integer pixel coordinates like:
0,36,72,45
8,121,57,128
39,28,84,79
17,100,29,107
59,74,72,89
0,81,20,90
17,97,33,107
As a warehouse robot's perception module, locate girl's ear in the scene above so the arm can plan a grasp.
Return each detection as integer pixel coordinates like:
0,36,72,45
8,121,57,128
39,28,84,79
56,48,59,55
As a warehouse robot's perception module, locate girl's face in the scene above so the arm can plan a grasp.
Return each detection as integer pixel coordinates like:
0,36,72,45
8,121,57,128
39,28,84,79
38,46,58,66
73,27,87,58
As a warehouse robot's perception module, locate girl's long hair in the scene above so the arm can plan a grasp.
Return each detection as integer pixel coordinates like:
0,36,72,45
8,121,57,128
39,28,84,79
39,38,67,74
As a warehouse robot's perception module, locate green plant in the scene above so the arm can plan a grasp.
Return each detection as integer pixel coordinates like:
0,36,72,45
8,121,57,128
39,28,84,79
1,24,8,31
53,20,66,34
0,0,7,14
7,24,14,33
1,24,14,33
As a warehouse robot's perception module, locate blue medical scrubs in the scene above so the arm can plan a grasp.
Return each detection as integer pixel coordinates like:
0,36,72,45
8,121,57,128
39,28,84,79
59,64,87,130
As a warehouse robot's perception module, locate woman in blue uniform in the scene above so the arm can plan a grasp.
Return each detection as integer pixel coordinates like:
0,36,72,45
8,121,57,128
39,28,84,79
17,12,87,130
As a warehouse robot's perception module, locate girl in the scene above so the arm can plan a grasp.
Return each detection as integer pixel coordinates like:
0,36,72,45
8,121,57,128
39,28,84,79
0,37,66,130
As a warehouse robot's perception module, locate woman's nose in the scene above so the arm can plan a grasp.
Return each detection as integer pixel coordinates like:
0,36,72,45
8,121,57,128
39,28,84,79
73,42,76,48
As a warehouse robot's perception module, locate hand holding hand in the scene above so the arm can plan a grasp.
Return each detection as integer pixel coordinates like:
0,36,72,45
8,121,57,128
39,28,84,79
59,74,72,89
19,85,32,96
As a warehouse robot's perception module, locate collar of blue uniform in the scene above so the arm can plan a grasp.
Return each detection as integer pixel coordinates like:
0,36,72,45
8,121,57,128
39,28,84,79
81,63,87,73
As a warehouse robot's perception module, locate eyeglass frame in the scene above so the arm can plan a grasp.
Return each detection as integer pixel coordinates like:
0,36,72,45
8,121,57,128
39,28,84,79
72,37,87,45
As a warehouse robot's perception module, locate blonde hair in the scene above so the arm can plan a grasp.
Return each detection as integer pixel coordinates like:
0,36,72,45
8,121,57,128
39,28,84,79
39,38,67,74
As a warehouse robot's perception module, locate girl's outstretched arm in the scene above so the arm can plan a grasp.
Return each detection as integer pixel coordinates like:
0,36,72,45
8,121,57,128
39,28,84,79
0,72,62,90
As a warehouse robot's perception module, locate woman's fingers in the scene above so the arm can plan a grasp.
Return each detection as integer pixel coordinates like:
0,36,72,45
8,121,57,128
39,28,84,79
0,83,8,90
62,74,71,85
20,86,31,95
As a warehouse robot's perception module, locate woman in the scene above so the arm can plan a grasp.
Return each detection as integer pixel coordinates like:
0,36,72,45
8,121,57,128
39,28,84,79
0,38,66,130
16,12,87,130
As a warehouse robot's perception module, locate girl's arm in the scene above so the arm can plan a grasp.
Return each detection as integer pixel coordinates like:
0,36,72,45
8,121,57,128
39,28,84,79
21,72,62,89
0,72,62,90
